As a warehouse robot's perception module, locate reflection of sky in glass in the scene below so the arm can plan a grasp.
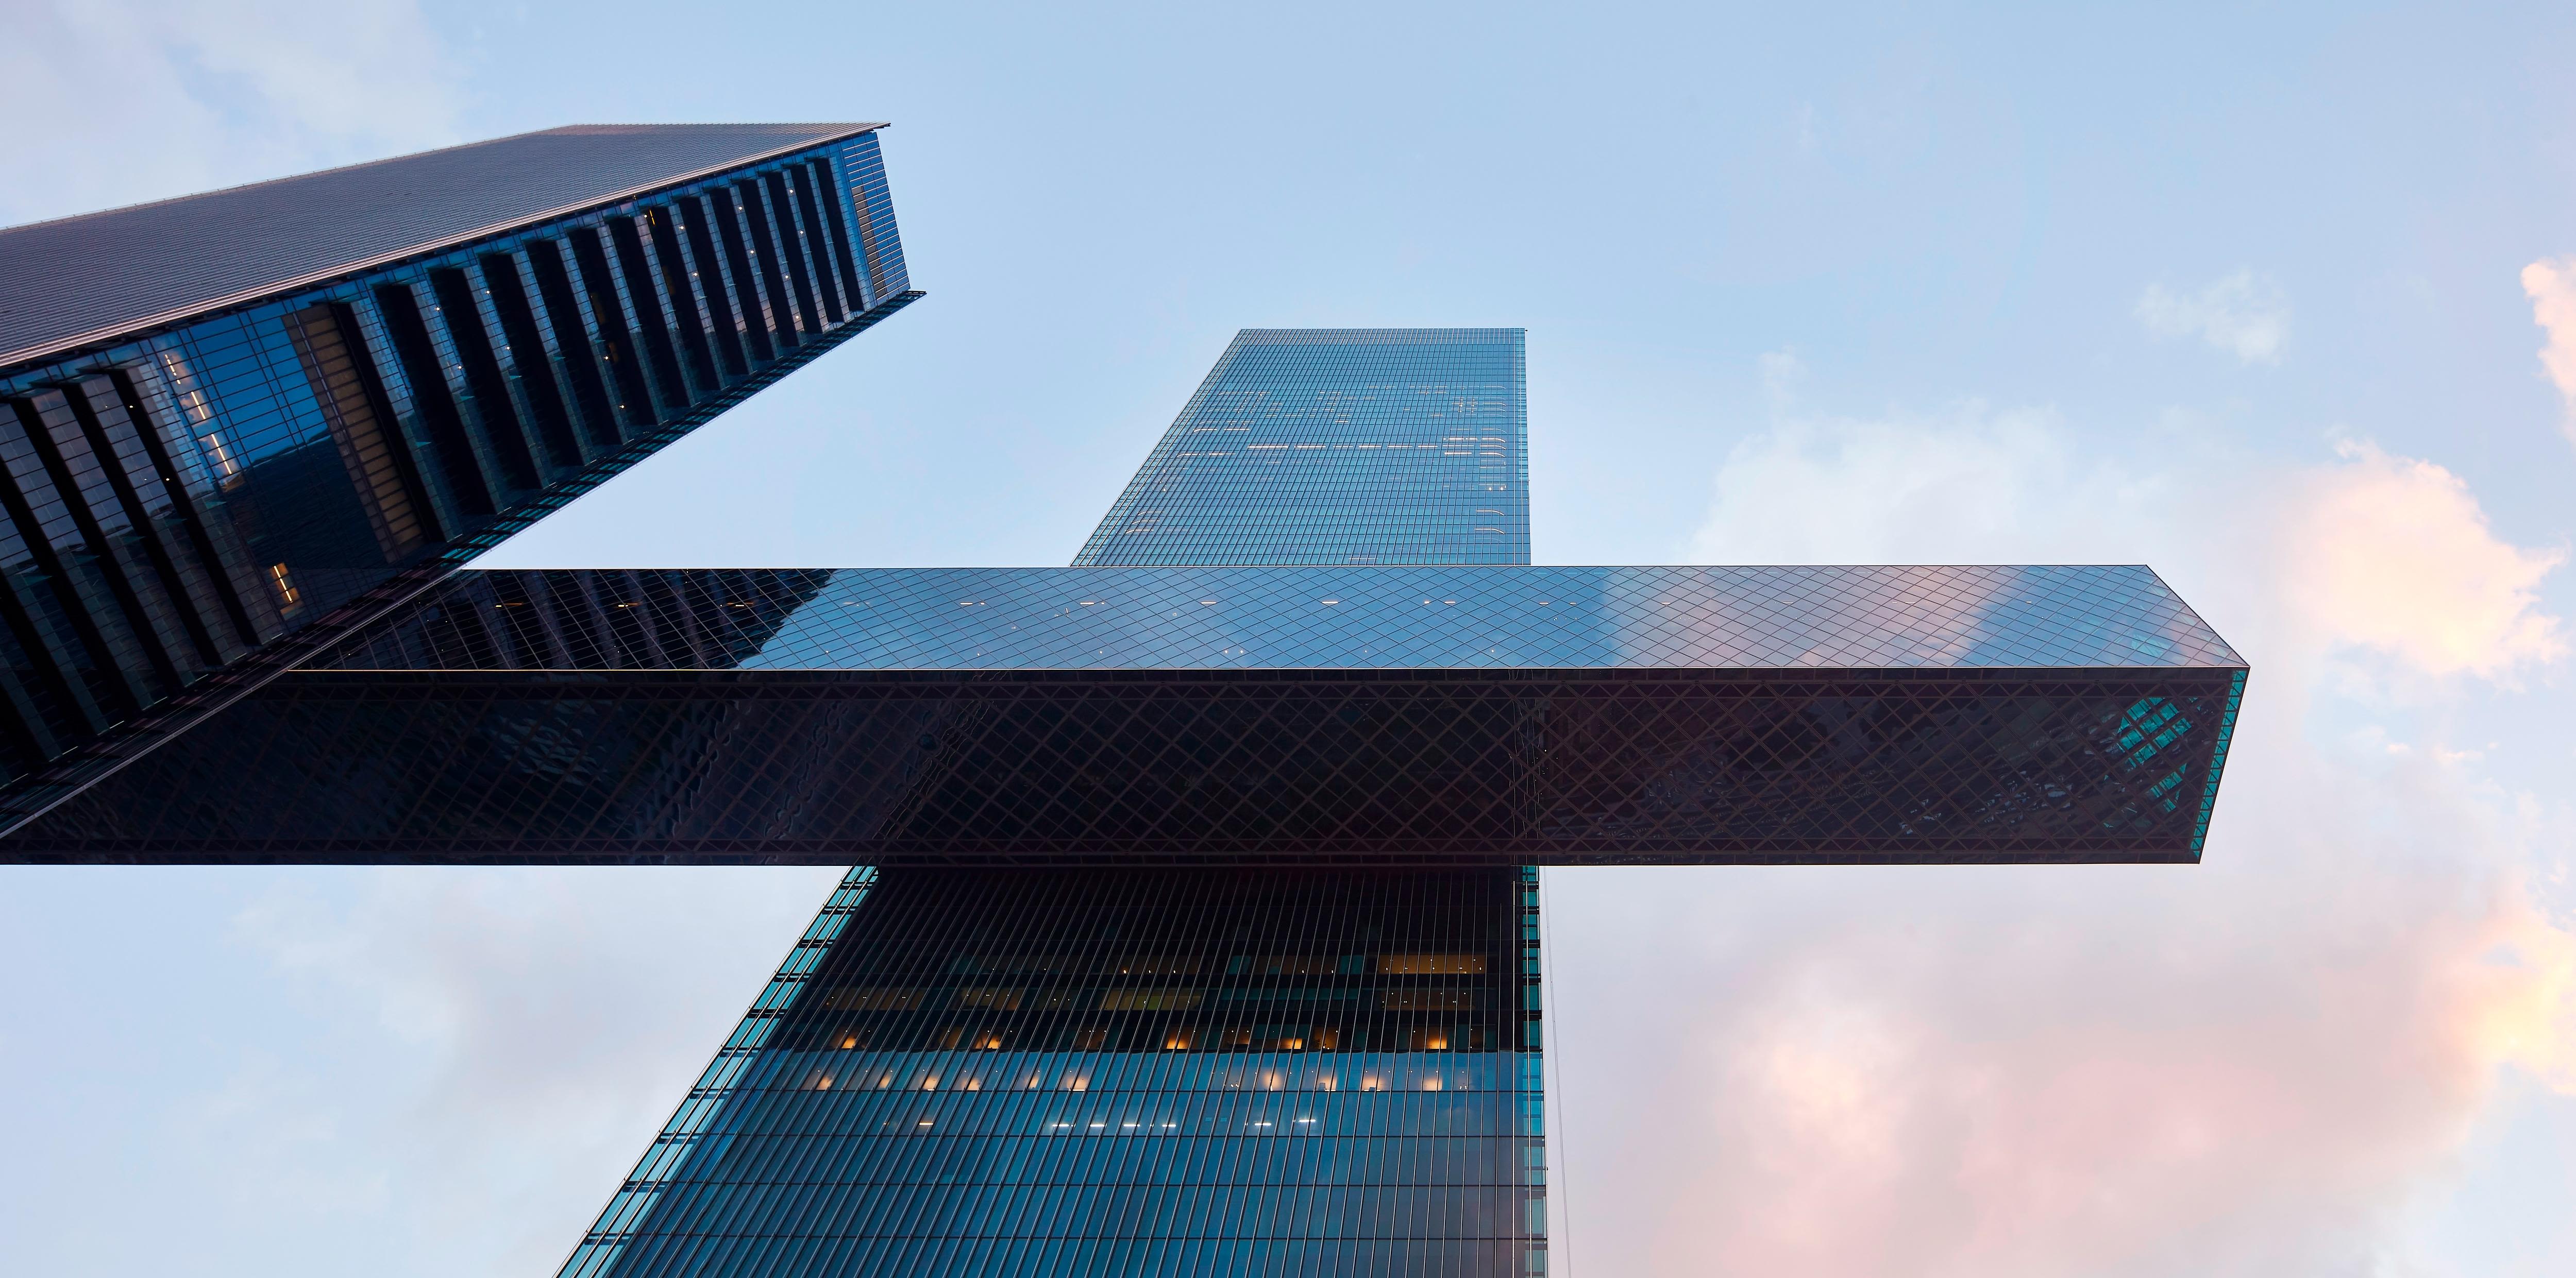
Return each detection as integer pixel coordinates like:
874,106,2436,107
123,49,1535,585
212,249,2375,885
1074,329,1529,567
682,564,2240,672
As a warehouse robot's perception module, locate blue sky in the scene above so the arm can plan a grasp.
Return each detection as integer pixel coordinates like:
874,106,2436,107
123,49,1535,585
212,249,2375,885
5,2,2575,1273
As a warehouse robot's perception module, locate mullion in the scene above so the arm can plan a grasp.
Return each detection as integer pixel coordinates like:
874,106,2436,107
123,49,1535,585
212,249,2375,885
94,367,263,648
731,180,803,349
6,396,179,696
52,379,220,667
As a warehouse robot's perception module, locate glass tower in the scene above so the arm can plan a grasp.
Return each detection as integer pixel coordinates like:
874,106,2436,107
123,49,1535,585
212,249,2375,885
0,124,920,816
552,329,1555,1277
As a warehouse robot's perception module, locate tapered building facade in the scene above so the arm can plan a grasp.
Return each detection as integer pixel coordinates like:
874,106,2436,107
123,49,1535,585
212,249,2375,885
0,124,919,820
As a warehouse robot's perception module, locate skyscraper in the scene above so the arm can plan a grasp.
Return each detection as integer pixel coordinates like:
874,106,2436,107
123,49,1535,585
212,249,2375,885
558,329,1557,1276
1077,328,1528,566
0,321,2245,1275
0,124,920,823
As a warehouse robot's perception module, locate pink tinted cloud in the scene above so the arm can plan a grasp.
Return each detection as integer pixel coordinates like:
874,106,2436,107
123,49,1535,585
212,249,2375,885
1553,770,2576,1277
2523,258,2576,446
1560,408,2576,1277
2285,441,2564,681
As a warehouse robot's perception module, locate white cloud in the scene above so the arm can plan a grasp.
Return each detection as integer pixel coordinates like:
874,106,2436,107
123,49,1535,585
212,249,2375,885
222,866,841,1275
1687,401,2167,566
2286,440,2564,683
2522,258,2576,449
1618,386,2576,1275
2137,270,2292,365
0,0,462,225
1690,402,2564,688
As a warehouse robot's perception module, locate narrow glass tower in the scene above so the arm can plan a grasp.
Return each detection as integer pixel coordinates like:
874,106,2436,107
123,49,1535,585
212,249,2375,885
560,329,1551,1278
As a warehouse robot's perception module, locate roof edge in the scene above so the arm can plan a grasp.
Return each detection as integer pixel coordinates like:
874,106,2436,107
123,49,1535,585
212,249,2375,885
0,123,888,371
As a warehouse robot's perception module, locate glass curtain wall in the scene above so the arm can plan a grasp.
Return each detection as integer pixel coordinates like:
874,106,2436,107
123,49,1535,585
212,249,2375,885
562,867,1548,1278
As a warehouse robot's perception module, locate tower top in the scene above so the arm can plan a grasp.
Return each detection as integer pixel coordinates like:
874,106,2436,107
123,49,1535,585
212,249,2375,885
1076,328,1529,567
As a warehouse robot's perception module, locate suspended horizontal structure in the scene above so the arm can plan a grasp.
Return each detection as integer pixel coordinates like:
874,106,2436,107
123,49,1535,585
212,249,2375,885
0,133,2248,1278
1,561,2243,864
0,124,921,807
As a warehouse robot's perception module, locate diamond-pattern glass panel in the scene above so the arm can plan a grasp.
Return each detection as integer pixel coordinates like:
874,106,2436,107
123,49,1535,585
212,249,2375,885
1,663,2242,863
1,564,2245,861
312,564,2244,674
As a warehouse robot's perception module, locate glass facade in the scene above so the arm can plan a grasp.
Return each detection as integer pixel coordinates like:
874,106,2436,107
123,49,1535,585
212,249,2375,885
560,866,1546,1278
332,563,2245,674
1076,329,1528,568
543,323,2227,1273
0,126,920,799
0,564,2245,864
0,301,2248,1277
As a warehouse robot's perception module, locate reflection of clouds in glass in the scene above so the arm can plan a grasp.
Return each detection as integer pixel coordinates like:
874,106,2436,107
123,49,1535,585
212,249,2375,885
721,565,2240,674
1602,565,2235,670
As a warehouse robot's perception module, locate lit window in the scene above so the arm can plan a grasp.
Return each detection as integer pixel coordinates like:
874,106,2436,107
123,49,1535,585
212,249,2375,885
1377,953,1486,975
